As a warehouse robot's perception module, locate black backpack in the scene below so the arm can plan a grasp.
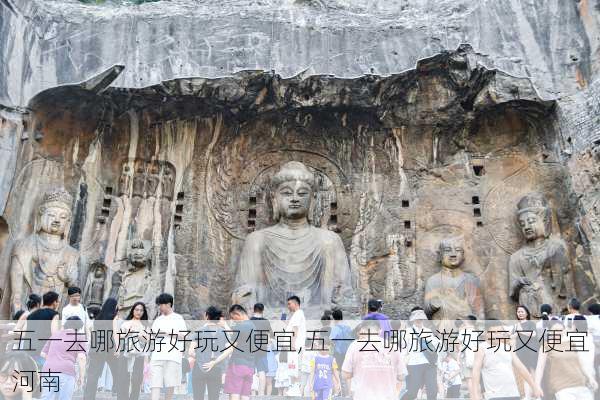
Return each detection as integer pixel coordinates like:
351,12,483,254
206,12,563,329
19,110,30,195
420,337,438,365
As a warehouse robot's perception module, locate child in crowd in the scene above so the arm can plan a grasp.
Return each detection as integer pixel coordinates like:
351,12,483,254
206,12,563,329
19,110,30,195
265,343,278,395
440,352,462,399
274,351,291,395
307,340,341,400
300,343,316,396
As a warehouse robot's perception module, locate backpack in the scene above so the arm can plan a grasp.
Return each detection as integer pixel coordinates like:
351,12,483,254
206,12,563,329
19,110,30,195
420,337,438,365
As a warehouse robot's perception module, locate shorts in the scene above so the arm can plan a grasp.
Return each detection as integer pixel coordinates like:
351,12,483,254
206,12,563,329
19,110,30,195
555,386,594,400
313,387,332,400
224,364,254,396
150,360,182,388
255,354,269,373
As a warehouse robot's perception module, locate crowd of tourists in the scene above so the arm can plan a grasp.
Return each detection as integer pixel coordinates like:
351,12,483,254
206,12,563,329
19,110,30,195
0,290,599,400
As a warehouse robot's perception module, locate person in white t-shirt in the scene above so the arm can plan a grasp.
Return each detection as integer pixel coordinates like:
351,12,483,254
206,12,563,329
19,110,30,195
286,295,306,395
61,287,89,335
146,293,187,400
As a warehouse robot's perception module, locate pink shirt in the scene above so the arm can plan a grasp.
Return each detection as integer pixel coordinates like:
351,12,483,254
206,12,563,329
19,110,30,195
42,329,88,376
342,340,407,400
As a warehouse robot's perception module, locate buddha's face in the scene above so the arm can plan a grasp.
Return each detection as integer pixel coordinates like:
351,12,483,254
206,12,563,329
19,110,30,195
39,205,70,236
128,241,150,267
440,240,465,269
518,211,546,241
274,180,312,221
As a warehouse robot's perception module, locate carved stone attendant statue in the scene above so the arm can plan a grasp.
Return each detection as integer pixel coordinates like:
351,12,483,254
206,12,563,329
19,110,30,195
235,161,350,312
424,236,484,320
509,193,570,317
8,188,78,313
83,263,107,309
117,239,152,315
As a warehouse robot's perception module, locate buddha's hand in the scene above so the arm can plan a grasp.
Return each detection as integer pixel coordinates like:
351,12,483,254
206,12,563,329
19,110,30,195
57,263,72,282
232,284,254,304
429,297,442,312
518,277,532,287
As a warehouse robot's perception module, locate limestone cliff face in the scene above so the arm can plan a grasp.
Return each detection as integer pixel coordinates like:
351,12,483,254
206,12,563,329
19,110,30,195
1,0,599,106
0,0,599,317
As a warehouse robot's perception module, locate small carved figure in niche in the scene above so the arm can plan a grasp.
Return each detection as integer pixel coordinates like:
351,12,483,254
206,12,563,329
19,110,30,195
424,235,484,320
83,263,107,309
509,193,570,317
118,239,152,316
162,166,175,200
109,268,122,299
385,234,406,301
7,188,78,314
119,159,176,200
235,161,351,314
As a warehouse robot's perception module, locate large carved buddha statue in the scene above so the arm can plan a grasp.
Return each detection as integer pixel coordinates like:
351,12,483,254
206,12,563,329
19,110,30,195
424,235,484,320
509,193,570,317
234,161,350,312
8,188,79,313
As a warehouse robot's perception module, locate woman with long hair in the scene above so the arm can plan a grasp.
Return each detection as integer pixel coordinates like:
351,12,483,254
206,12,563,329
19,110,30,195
513,305,539,399
117,302,149,400
0,353,38,400
83,297,124,400
535,319,597,400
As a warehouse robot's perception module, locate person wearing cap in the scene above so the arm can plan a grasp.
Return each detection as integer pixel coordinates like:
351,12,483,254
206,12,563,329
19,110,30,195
61,287,89,335
362,299,391,336
401,308,439,400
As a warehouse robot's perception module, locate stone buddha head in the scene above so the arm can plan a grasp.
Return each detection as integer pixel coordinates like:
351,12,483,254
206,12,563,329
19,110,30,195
270,161,315,223
516,193,551,242
93,264,106,279
439,236,465,269
127,239,152,270
37,188,73,239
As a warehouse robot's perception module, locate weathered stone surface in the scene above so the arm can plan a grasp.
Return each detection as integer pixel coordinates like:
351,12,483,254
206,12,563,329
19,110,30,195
1,0,599,107
0,45,596,318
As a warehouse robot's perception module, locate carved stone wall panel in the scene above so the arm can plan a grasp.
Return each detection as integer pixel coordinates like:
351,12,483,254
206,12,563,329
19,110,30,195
1,47,596,318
